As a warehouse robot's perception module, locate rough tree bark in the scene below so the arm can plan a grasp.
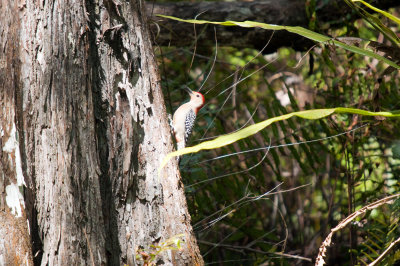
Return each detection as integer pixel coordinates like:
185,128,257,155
94,1,204,265
1,0,203,265
0,1,33,265
147,0,400,52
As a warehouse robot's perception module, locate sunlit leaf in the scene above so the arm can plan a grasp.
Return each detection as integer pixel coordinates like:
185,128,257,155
344,0,400,45
159,108,400,172
352,0,400,26
157,15,400,69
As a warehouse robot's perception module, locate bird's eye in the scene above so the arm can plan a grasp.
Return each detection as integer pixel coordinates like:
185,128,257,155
197,95,200,97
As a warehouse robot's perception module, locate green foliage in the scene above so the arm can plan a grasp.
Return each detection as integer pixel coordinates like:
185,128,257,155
135,235,184,265
158,14,400,69
157,3,400,265
344,0,400,46
160,108,400,170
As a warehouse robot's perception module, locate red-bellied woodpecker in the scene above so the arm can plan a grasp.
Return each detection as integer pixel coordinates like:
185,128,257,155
172,87,205,151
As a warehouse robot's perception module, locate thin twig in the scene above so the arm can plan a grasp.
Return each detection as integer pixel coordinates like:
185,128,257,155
315,193,400,266
189,10,209,71
199,240,312,262
198,123,369,164
197,103,260,142
204,31,275,95
198,27,218,92
193,182,281,231
368,236,400,266
186,144,270,188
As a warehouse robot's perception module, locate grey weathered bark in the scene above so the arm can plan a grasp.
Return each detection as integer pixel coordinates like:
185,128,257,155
0,1,34,265
94,1,204,265
20,0,107,264
1,0,202,265
147,0,400,51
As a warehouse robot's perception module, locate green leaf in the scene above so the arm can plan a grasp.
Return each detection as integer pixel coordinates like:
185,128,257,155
158,108,400,172
344,0,400,46
352,0,400,26
157,15,400,69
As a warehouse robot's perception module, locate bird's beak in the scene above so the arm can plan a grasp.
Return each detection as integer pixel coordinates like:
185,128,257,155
184,86,194,95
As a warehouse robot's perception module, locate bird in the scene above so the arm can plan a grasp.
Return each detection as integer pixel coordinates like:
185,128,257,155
172,87,205,152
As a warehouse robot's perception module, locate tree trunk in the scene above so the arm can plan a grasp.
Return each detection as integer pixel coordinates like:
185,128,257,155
1,0,203,265
0,1,34,265
93,1,204,265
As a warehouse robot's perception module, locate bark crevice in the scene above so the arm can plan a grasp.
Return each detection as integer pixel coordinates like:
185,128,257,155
85,1,122,265
1,0,203,265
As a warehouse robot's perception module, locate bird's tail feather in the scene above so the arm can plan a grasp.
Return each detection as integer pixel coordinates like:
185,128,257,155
176,141,186,164
177,141,185,151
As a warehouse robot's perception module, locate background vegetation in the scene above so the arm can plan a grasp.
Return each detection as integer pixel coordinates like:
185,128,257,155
155,2,400,264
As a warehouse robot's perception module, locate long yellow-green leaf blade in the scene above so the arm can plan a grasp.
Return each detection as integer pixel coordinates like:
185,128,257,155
159,108,400,172
344,0,400,46
157,15,400,70
352,0,400,26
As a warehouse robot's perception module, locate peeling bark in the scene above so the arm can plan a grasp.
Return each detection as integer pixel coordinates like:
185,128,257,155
19,1,107,264
93,1,203,264
1,0,202,265
0,1,33,265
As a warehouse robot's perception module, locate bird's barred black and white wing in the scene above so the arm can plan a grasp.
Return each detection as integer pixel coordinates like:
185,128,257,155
184,109,197,143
